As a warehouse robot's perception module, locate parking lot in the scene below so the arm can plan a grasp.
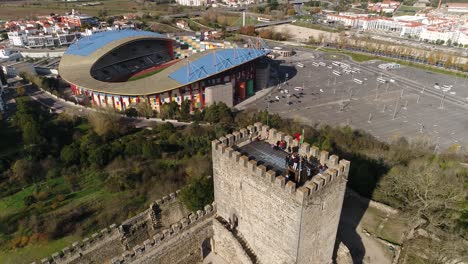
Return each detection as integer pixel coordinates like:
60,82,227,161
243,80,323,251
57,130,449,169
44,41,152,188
249,50,468,151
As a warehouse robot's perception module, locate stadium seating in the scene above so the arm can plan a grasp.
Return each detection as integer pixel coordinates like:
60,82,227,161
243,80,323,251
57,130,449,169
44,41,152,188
91,39,171,82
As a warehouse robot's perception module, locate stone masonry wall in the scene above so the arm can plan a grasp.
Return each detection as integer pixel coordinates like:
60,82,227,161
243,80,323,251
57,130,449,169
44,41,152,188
212,218,253,264
40,224,124,264
111,203,216,264
212,122,350,264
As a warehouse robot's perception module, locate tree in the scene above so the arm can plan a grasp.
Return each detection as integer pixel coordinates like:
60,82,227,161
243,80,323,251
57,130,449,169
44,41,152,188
239,26,256,36
60,143,80,165
179,176,214,211
180,100,191,121
287,9,296,16
258,29,273,40
12,159,40,184
159,102,179,120
88,109,127,137
136,101,153,118
375,158,465,229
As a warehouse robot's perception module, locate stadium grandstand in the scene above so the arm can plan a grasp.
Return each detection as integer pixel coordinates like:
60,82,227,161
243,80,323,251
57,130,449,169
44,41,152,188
58,30,271,111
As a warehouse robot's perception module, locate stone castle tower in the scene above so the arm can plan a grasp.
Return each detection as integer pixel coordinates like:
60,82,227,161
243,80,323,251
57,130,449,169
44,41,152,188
212,122,350,264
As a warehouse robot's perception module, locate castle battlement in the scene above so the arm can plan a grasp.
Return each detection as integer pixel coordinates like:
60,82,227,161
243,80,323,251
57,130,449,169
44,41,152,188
110,202,216,264
212,122,350,205
36,223,120,264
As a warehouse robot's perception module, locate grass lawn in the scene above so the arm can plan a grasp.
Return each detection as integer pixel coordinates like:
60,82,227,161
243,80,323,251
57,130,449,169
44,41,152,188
0,234,80,264
128,67,167,81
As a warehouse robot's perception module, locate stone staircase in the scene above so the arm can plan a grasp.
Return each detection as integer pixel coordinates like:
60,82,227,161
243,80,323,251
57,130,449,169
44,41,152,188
232,229,261,264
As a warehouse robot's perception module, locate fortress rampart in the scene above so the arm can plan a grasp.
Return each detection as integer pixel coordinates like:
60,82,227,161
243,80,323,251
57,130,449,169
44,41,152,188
111,203,216,264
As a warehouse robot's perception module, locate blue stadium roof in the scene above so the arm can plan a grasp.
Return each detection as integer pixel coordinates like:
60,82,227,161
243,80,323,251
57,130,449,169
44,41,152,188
65,30,170,57
169,48,269,85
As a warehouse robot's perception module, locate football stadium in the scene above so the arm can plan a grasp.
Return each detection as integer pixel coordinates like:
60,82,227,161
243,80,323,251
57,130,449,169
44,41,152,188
58,30,271,111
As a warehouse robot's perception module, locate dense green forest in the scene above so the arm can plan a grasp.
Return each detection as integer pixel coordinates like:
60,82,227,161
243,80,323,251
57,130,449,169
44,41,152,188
0,98,466,262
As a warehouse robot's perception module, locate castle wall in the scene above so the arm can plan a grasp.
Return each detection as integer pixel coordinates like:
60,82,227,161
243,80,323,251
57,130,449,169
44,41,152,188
212,218,253,264
111,204,216,264
46,224,125,264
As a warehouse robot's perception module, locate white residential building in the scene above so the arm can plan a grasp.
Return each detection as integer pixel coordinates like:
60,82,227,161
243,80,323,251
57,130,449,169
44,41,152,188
7,31,27,46
176,0,206,6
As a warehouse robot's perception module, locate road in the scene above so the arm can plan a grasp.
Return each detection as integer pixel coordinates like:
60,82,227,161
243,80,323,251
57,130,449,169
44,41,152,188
25,86,192,128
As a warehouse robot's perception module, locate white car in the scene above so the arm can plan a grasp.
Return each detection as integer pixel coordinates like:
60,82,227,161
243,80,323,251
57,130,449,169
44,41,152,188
327,65,332,69
275,96,280,101
294,87,302,91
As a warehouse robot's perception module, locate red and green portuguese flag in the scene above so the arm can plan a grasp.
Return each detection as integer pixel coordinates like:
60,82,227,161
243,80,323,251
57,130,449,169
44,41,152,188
295,129,305,144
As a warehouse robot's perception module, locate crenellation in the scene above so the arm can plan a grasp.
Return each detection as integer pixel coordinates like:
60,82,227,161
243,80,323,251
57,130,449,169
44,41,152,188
277,131,285,142
180,217,189,228
261,125,269,139
296,186,310,203
305,180,318,192
232,131,241,143
143,239,155,249
162,195,170,203
224,147,234,158
133,245,144,256
266,170,276,183
339,159,351,178
204,204,213,214
320,150,329,165
153,233,163,242
246,125,255,135
196,210,204,218
162,228,172,238
268,128,278,144
52,252,61,262
40,258,50,264
122,250,135,261
111,256,124,264
275,175,286,188
188,213,198,223
313,174,326,188
240,128,248,139
284,135,293,147
219,136,227,145
256,164,267,179
310,146,320,158
254,122,263,133
226,134,234,146
328,155,339,167
171,223,181,233
62,246,71,256
247,159,257,172
231,150,241,162
299,142,311,156
285,181,296,194
239,155,249,167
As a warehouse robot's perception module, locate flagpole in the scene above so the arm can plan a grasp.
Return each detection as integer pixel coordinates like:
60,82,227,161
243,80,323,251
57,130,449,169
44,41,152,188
298,128,304,184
